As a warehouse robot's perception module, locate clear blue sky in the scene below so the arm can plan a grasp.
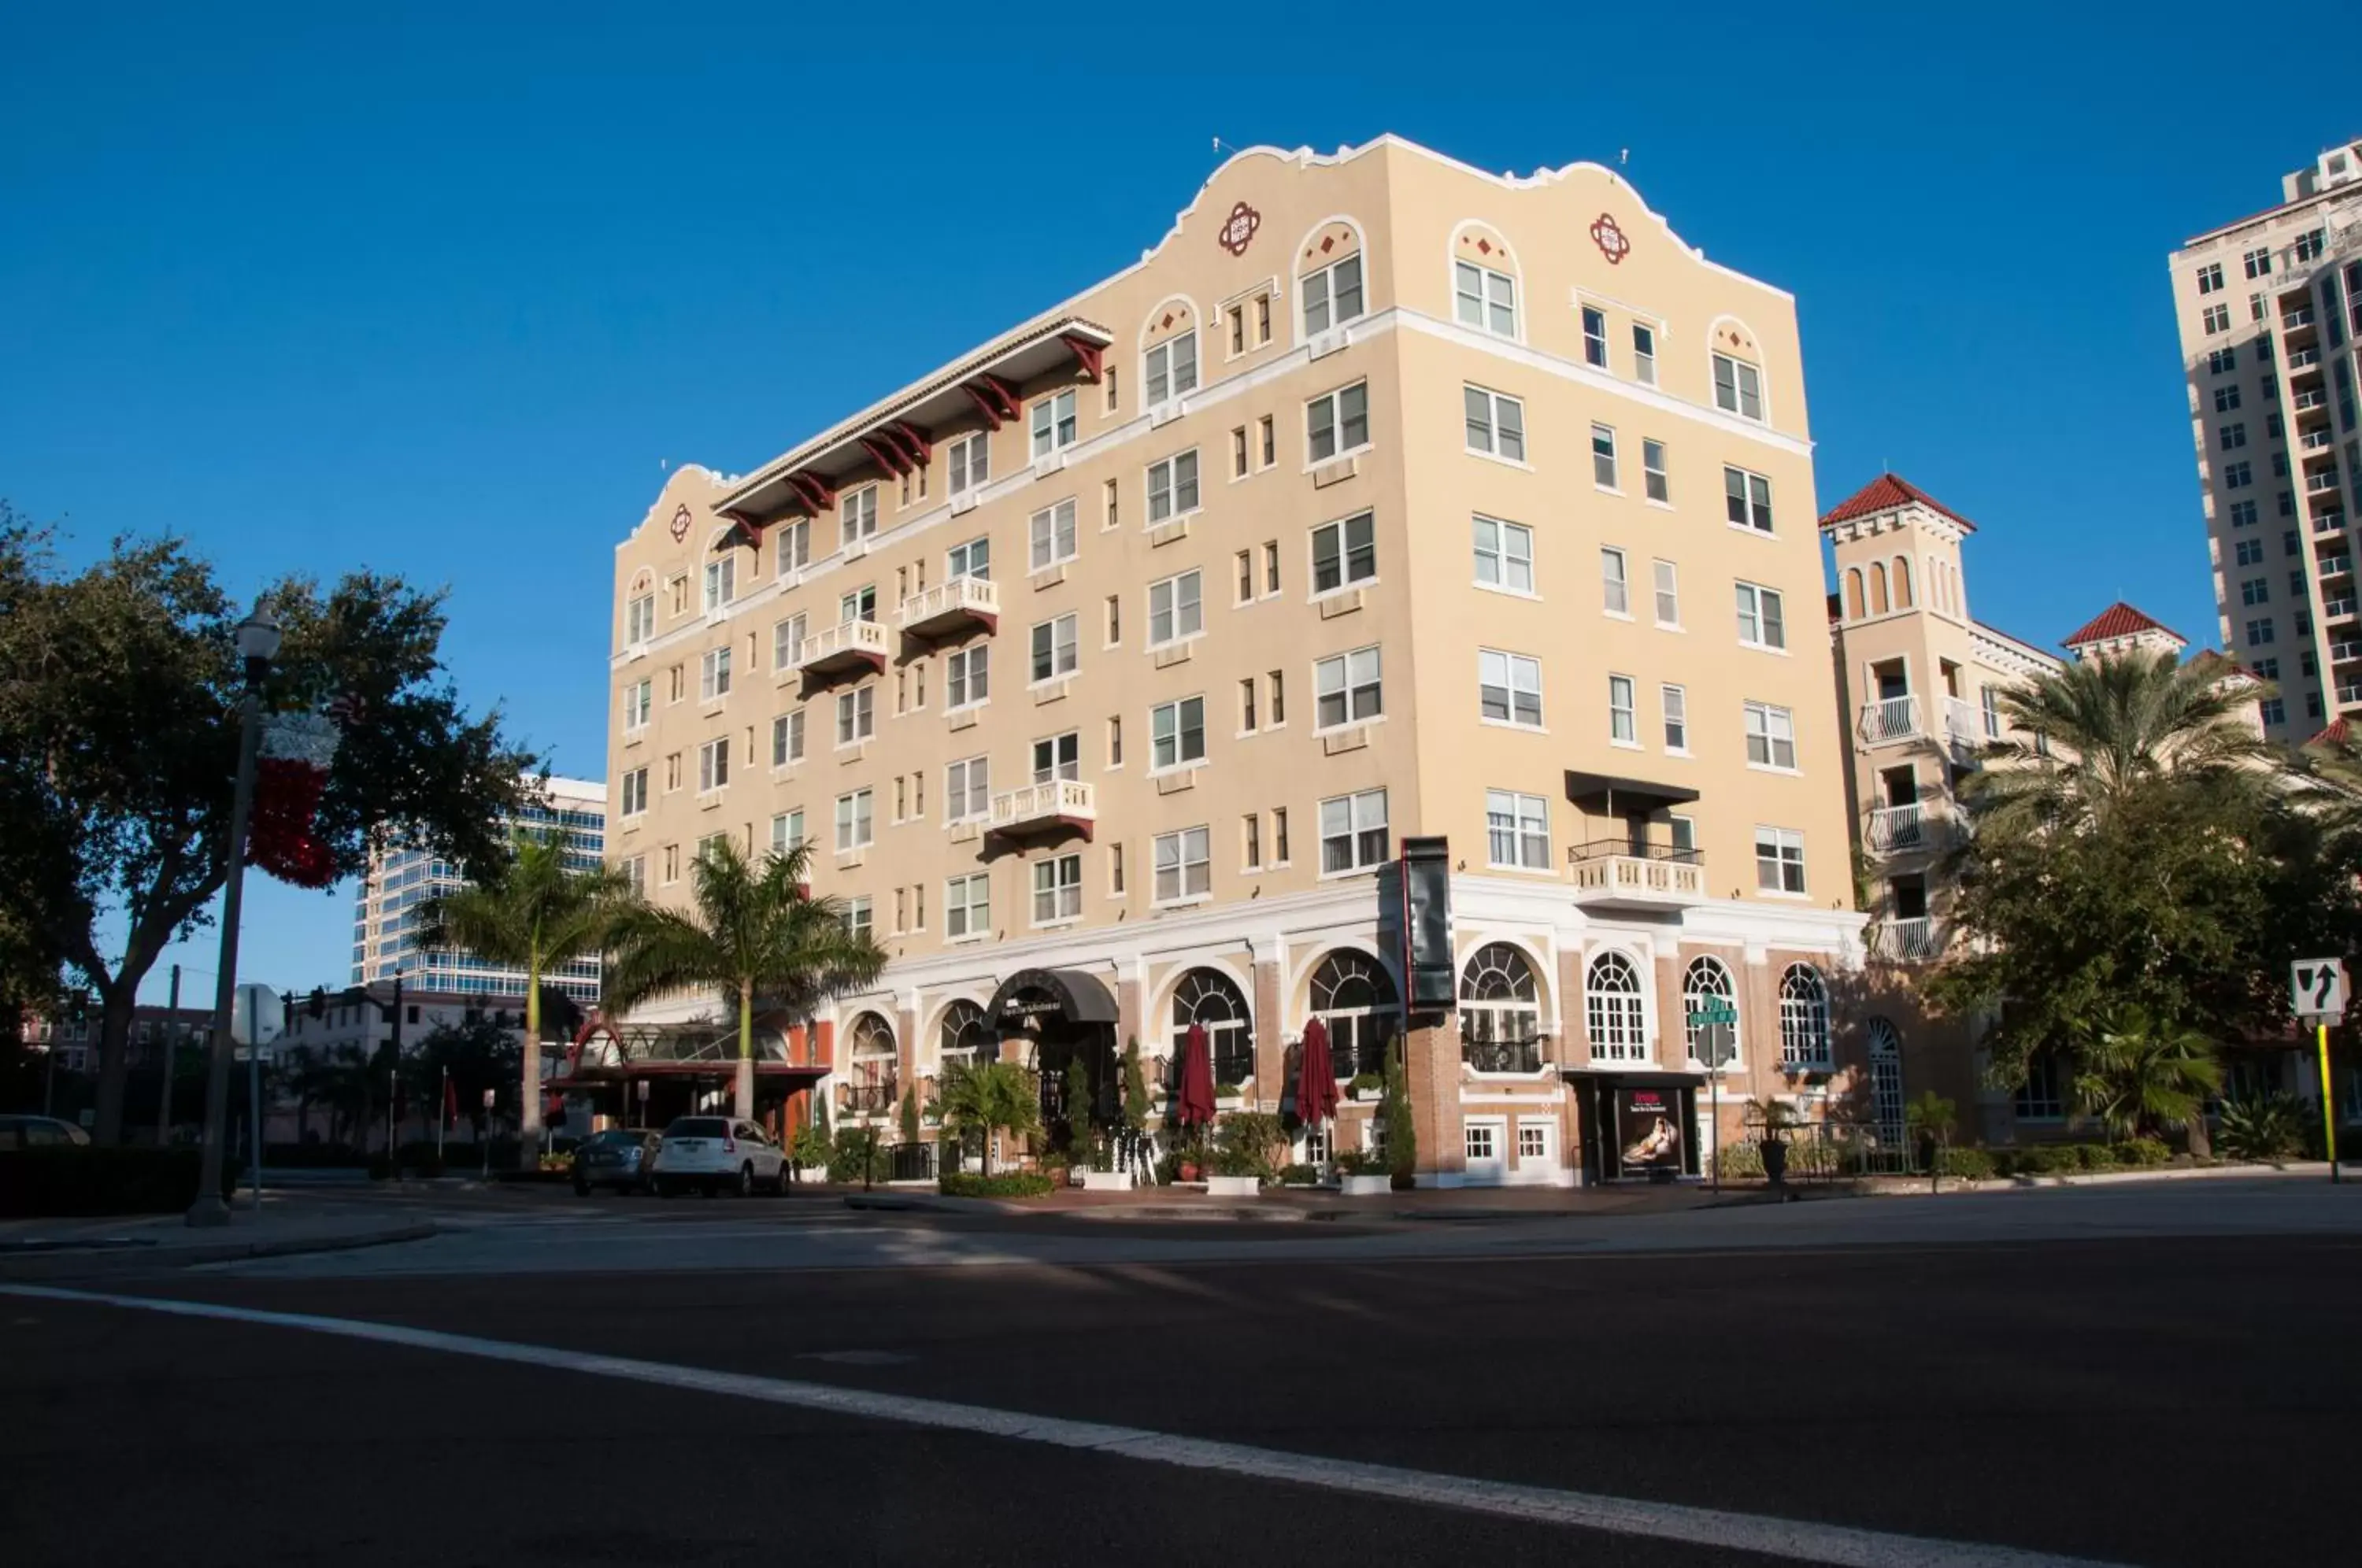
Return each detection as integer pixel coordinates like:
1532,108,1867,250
2,3,2347,1003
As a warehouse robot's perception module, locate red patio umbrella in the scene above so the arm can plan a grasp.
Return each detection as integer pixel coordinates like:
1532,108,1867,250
1296,1018,1339,1128
1175,1023,1216,1128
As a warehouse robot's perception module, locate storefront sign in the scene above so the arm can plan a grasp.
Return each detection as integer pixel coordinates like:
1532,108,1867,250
1616,1087,1683,1174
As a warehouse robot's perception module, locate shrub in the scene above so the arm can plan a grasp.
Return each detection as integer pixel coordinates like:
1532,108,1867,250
1216,1111,1285,1177
1714,1142,1766,1178
1347,1073,1385,1098
1786,1140,1840,1178
1213,1082,1245,1101
0,1148,216,1217
2115,1136,2171,1167
828,1127,889,1184
939,1171,1054,1199
1381,1039,1416,1185
1335,1149,1380,1177
1207,1144,1265,1178
1277,1162,1320,1185
1936,1147,1996,1182
2218,1093,2306,1162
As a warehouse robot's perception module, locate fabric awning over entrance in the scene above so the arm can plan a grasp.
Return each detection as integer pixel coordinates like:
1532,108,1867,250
985,967,1120,1029
1562,771,1701,814
1559,1067,1705,1086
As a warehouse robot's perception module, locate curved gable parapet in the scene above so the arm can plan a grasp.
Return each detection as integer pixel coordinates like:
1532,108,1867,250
621,464,736,549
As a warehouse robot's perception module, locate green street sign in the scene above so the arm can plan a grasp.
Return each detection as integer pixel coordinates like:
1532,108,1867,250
1686,1002,1738,1026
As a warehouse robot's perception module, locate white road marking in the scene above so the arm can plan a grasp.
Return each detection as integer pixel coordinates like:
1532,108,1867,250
2,1282,2123,1568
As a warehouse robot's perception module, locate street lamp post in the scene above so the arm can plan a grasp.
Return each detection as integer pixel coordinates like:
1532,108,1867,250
187,601,281,1228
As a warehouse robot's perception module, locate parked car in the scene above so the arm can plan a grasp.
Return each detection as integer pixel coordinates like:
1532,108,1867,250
653,1115,785,1197
0,1115,93,1151
571,1128,661,1195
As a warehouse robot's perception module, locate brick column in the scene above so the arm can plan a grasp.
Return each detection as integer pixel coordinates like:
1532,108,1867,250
1405,1020,1461,1185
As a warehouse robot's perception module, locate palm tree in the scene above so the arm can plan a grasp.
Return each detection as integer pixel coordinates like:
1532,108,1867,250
2070,1004,2223,1148
932,1060,1042,1177
418,825,637,1170
602,838,884,1120
1964,648,2276,838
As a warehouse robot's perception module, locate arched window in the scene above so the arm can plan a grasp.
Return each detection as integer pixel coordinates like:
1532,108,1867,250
1297,220,1366,340
1926,554,1945,614
1891,555,1914,609
937,999,988,1078
1866,1017,1905,1140
1681,956,1738,1065
1778,964,1831,1069
1172,968,1253,1086
1844,568,1866,622
1309,950,1399,1081
1585,951,1648,1063
847,1011,898,1112
1459,942,1540,1072
1868,561,1890,616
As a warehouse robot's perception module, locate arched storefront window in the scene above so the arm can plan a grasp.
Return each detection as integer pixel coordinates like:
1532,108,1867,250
1779,964,1831,1069
936,1000,988,1080
1585,951,1648,1063
1460,943,1540,1072
1308,950,1399,1081
1866,1017,1905,1140
1172,968,1253,1086
846,1011,898,1114
1681,956,1738,1065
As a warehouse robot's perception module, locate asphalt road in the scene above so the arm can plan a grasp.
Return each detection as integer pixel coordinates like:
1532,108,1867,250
5,1185,2359,1567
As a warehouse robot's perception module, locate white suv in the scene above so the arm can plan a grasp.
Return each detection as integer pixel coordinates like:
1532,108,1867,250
653,1115,786,1197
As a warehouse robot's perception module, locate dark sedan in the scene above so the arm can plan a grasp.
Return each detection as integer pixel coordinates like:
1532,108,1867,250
571,1128,661,1195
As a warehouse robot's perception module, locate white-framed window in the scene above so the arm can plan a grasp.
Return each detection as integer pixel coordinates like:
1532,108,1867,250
1030,612,1078,684
1148,568,1203,645
1778,963,1831,1067
1306,380,1369,464
1756,827,1807,894
698,645,732,702
835,684,875,745
947,534,990,581
1723,466,1774,532
1300,251,1364,335
1484,789,1549,870
1581,305,1609,368
695,831,730,867
1313,645,1383,730
1031,730,1080,784
1631,323,1657,385
2202,303,2230,335
1473,516,1534,593
841,584,877,623
1466,1122,1498,1161
1311,511,1376,594
1031,390,1076,458
703,555,735,612
835,788,873,852
1147,449,1200,523
1652,560,1680,627
620,767,648,817
619,855,646,896
1319,788,1389,875
1609,674,1637,743
1145,330,1198,405
1601,547,1630,616
1642,438,1669,502
839,485,878,549
1478,649,1543,727
945,872,990,939
697,736,731,793
1464,385,1525,460
625,591,656,645
769,809,805,856
1744,701,1797,769
1153,826,1212,903
842,894,872,941
1591,423,1620,488
1735,582,1787,649
1712,353,1764,420
1661,684,1688,753
946,756,990,822
1032,852,1084,924
946,432,990,497
772,612,807,671
1028,497,1077,571
1586,950,1648,1063
1150,695,1206,771
771,709,805,767
945,643,988,709
1682,956,1738,1064
1455,259,1517,337
623,679,652,732
776,518,811,578
2196,261,2225,294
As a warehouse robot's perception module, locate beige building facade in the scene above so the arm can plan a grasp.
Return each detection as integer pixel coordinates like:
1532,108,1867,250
2171,137,2362,742
604,136,1869,1185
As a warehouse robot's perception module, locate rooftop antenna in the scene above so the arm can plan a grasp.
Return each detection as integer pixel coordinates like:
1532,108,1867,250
1619,148,1630,168
1212,136,1238,161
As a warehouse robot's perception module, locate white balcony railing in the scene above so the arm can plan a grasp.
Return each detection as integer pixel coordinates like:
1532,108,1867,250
1866,803,1927,852
2283,308,2316,331
1942,695,1981,746
2319,555,2353,578
1566,849,1706,904
1859,694,1923,744
2327,598,2359,621
2339,684,2362,705
2294,390,2328,412
2332,640,2362,664
2303,431,2336,452
796,617,891,671
2308,472,2342,494
988,778,1096,834
2289,347,2322,369
897,575,999,634
1869,917,1942,962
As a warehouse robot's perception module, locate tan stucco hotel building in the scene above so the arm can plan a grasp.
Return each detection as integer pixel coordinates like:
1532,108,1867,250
603,136,1866,1185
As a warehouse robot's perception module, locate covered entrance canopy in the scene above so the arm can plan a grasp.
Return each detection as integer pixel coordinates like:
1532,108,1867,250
985,967,1119,1031
555,1015,825,1131
983,967,1120,1128
1565,1068,1705,1183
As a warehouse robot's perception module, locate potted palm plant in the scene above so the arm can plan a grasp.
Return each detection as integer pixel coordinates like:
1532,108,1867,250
1750,1095,1802,1189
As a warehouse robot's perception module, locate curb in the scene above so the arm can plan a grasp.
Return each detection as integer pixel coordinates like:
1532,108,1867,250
1857,1162,2345,1197
0,1221,437,1281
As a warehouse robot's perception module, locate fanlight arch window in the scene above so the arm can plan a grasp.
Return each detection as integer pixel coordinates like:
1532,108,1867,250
1172,967,1253,1086
1866,1016,1905,1139
845,1010,898,1113
1778,964,1832,1069
1586,950,1648,1063
1308,950,1399,1081
1681,956,1739,1064
1460,942,1541,1072
937,999,989,1078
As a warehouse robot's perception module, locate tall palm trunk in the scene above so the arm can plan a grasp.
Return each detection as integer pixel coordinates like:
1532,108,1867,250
517,936,542,1172
735,977,756,1119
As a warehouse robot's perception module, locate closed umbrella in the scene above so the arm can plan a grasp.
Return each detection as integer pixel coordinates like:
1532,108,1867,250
1176,1023,1216,1129
1296,1018,1339,1128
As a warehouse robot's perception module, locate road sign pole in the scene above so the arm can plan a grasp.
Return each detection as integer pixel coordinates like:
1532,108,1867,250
2320,1023,2341,1185
1709,1061,1721,1196
246,987,263,1210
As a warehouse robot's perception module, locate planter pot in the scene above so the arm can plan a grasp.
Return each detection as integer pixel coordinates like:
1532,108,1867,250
1350,1089,1383,1103
1215,1097,1246,1112
1205,1174,1261,1198
1760,1139,1789,1185
1079,1169,1133,1193
1338,1173,1392,1196
1179,1163,1201,1182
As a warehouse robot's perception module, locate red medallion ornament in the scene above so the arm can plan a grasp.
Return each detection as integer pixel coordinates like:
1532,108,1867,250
669,505,692,542
1590,213,1631,266
1217,202,1261,257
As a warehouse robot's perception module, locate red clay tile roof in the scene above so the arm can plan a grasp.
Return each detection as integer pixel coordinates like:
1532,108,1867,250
2312,717,2351,747
1818,473,1978,533
2062,601,2184,648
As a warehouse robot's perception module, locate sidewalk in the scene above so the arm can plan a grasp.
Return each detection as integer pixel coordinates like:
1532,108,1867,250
846,1179,1766,1222
0,1198,435,1281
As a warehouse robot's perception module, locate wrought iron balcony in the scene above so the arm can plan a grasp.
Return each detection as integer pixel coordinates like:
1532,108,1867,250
898,575,999,640
1566,839,1705,908
1859,694,1923,744
1868,917,1942,962
987,778,1096,842
796,618,891,680
840,1075,899,1116
1461,1036,1543,1074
